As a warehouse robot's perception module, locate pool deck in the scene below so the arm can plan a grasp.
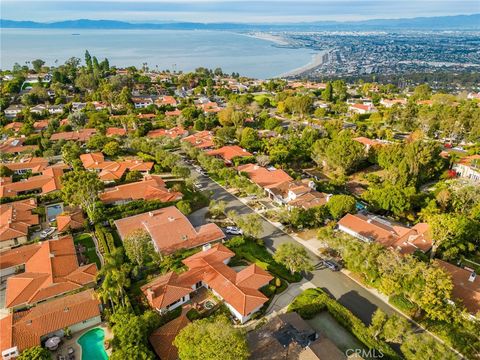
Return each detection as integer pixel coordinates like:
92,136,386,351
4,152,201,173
52,323,112,360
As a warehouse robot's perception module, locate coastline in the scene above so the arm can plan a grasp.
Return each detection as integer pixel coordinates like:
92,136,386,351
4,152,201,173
278,50,329,78
242,31,291,46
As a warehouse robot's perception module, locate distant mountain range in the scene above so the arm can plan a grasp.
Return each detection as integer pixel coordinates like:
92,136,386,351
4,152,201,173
1,14,479,31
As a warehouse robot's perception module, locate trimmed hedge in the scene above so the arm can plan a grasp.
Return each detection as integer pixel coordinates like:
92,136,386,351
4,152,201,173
389,295,418,318
288,288,400,360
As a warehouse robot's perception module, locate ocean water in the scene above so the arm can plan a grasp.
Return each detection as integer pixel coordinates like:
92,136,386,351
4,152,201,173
0,28,315,78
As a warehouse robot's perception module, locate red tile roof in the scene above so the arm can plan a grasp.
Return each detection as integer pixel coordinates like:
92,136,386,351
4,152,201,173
0,138,38,154
147,126,188,139
165,109,182,117
0,289,101,353
99,175,182,204
353,137,383,147
33,120,49,131
4,122,23,132
207,145,252,162
80,152,153,182
115,206,225,255
149,311,190,360
182,131,214,149
3,157,49,174
50,128,96,142
436,260,480,315
56,209,85,233
106,127,127,137
338,213,432,255
155,96,178,107
142,244,272,316
0,167,64,197
237,164,293,189
4,235,97,308
0,199,39,243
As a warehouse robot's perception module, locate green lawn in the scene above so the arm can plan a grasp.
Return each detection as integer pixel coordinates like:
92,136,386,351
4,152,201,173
74,233,101,268
228,238,302,283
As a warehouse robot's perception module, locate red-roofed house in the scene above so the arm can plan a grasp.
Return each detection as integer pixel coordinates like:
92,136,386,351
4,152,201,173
0,138,38,155
155,96,178,107
100,175,182,205
114,206,225,255
165,109,182,117
338,213,432,255
141,243,272,323
452,155,480,183
80,152,153,183
0,199,40,250
4,122,23,133
182,131,214,149
50,128,96,142
0,167,64,198
380,99,407,108
106,127,127,137
56,209,85,233
147,126,188,139
436,260,479,317
353,137,384,152
349,103,376,114
237,164,294,200
3,235,97,310
3,158,49,175
0,289,102,358
207,145,253,165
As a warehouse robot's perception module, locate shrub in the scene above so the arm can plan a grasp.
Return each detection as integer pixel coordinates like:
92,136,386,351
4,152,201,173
186,308,202,321
389,295,418,318
288,288,399,359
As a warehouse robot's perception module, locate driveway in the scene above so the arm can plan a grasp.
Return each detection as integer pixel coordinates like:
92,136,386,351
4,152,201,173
187,164,402,325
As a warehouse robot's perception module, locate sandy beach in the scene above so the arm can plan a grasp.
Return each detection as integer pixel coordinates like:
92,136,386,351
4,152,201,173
278,50,330,78
245,32,291,46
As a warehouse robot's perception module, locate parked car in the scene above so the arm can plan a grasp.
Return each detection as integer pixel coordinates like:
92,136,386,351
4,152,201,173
194,183,203,189
323,260,340,271
40,227,56,239
225,226,243,235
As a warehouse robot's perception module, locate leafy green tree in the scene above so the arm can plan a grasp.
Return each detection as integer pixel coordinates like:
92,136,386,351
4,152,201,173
428,213,478,260
209,200,227,218
125,170,143,182
61,170,104,221
123,229,155,267
61,141,82,166
96,248,131,310
0,165,13,177
174,316,249,360
401,333,457,360
381,313,410,343
235,213,263,238
363,184,416,216
67,112,87,128
368,309,388,340
274,243,313,274
110,345,155,360
87,134,109,151
103,141,121,157
177,200,192,215
322,82,333,102
239,127,261,151
172,165,191,179
31,59,45,73
18,346,51,360
327,194,356,219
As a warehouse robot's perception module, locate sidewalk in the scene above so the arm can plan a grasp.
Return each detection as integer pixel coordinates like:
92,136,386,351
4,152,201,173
266,279,316,314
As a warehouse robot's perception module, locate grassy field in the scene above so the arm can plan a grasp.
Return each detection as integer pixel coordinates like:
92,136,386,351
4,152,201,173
74,233,101,268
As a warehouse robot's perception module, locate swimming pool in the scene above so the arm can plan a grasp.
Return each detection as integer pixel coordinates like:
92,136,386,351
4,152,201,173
77,328,108,360
46,203,64,222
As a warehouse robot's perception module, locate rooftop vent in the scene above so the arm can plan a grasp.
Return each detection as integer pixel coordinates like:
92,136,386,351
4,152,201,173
168,216,175,222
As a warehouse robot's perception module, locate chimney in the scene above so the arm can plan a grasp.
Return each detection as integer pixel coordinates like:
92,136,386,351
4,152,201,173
168,216,175,222
149,211,154,217
202,243,212,252
367,219,372,223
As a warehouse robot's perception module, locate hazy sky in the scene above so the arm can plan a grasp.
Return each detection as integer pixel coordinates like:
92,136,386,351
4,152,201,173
2,0,479,23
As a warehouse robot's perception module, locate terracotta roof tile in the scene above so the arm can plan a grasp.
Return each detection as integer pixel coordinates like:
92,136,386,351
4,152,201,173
115,206,225,255
207,145,252,162
99,175,182,204
0,289,101,353
4,235,97,308
237,164,293,188
0,198,39,243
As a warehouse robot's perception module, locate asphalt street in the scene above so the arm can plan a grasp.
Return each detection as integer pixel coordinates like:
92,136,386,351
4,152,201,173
187,167,403,325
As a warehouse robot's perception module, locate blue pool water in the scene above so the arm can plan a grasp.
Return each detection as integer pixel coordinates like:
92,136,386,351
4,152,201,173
77,328,108,360
46,203,63,222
